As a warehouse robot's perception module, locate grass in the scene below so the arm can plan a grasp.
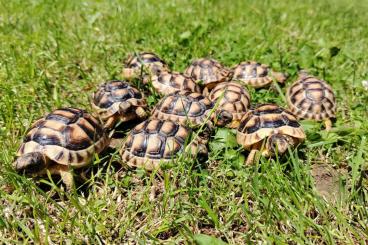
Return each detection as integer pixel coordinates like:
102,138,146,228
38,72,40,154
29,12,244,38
1,0,368,243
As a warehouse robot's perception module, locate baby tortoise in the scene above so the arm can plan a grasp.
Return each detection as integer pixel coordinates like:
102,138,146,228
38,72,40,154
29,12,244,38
209,82,251,128
122,52,169,80
151,91,213,128
286,71,336,130
184,58,232,95
120,118,207,170
237,104,305,165
232,61,287,88
13,108,109,189
92,80,148,129
150,71,201,96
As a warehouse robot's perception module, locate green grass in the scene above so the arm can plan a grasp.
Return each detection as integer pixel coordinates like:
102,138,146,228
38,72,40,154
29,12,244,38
1,0,368,243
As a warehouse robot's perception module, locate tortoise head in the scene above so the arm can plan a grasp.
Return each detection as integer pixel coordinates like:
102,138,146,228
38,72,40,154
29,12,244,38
266,134,295,156
215,110,233,127
13,152,48,175
271,71,288,84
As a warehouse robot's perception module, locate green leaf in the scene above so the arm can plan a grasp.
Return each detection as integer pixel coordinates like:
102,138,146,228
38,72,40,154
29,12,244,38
194,234,228,245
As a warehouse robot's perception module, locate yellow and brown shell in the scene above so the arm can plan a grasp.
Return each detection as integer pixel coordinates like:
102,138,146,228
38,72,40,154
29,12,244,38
209,82,251,128
151,91,213,126
91,80,147,123
286,75,336,121
122,52,169,79
184,58,231,89
237,104,305,149
232,61,286,88
16,108,108,167
150,72,201,96
120,119,192,170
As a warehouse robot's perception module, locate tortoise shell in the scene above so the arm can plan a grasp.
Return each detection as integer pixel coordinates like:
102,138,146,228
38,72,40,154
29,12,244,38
237,104,305,149
150,72,202,95
232,61,286,88
120,118,192,170
209,82,251,128
184,58,231,89
286,75,336,121
122,52,169,79
16,108,108,167
151,91,213,126
92,80,147,122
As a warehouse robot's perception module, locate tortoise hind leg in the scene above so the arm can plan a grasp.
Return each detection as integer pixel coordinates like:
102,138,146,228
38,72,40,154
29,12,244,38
324,119,332,131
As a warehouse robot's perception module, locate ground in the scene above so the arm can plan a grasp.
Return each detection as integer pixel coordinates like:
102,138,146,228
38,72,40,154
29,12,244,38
1,0,368,243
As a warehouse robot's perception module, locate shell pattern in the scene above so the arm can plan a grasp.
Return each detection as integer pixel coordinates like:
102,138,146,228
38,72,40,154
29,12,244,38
286,76,336,121
120,119,191,170
150,72,202,95
92,80,146,120
237,104,306,148
151,91,213,126
17,108,108,167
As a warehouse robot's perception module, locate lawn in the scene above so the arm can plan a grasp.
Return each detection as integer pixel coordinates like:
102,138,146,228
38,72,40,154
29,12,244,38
1,0,368,243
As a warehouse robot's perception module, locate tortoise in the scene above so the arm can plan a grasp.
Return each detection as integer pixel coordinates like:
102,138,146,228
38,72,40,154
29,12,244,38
237,104,306,165
120,118,207,170
151,91,213,128
231,61,287,88
184,58,232,95
13,108,109,189
209,82,251,128
286,71,336,130
91,80,148,129
122,52,169,80
150,71,202,96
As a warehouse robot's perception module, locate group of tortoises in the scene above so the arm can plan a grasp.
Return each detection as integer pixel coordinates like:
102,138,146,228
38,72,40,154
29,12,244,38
13,52,337,189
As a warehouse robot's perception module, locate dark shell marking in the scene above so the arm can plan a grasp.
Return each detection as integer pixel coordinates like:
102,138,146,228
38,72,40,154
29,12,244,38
237,104,305,147
184,58,231,86
286,76,336,121
121,119,192,169
17,108,108,166
93,80,143,109
151,91,213,126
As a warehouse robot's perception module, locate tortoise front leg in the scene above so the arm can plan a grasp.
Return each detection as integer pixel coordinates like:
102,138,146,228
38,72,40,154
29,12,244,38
135,107,148,119
104,116,117,130
324,119,332,131
245,148,259,165
48,165,75,191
